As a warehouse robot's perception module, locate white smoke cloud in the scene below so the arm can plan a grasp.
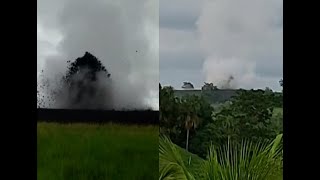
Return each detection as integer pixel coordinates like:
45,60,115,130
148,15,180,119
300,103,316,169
37,0,159,110
196,0,283,90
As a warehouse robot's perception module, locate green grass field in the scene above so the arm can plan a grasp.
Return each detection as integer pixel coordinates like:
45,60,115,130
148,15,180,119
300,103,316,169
37,122,159,180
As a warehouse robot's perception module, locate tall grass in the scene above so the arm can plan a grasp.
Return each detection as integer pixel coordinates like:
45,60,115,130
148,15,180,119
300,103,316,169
159,134,283,180
38,122,159,180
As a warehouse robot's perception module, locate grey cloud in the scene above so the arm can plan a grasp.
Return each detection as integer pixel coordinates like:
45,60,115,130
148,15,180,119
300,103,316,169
159,0,283,91
160,48,205,89
254,58,283,78
160,27,200,56
160,14,198,30
160,68,204,89
160,0,201,30
160,51,204,71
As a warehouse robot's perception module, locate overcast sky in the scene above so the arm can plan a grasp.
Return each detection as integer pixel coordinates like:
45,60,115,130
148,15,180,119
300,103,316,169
38,0,283,103
37,0,159,109
160,0,283,91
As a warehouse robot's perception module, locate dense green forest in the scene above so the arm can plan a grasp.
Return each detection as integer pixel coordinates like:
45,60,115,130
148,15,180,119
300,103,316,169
159,81,283,179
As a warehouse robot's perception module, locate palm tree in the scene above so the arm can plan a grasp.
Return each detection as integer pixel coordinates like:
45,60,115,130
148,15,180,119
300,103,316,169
179,96,201,151
184,114,199,151
159,134,283,180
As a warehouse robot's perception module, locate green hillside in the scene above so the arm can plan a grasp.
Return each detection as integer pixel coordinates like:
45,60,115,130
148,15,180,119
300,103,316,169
174,89,282,105
175,89,237,103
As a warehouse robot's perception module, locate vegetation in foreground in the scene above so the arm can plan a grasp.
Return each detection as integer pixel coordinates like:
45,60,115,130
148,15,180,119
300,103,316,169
159,81,283,179
37,122,159,180
159,134,283,180
160,84,283,158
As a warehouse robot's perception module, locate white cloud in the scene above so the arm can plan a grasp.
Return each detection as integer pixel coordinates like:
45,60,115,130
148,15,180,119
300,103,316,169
37,23,63,77
196,0,283,91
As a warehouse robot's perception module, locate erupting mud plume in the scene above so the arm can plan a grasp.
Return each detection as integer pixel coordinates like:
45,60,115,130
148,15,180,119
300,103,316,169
37,52,155,110
37,0,159,110
220,75,235,89
37,52,113,109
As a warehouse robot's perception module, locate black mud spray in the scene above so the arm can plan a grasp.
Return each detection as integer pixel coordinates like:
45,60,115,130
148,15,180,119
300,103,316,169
37,52,114,110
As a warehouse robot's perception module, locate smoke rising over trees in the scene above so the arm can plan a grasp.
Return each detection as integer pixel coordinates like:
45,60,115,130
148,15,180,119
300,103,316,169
37,52,154,110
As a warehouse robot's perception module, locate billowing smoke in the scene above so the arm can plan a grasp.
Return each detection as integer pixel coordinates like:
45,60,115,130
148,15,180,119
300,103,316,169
37,0,159,110
220,75,234,89
196,0,283,90
39,52,115,109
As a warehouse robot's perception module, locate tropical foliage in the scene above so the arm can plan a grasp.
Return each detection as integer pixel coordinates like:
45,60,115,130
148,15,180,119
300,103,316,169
159,82,283,179
159,134,283,180
160,85,282,156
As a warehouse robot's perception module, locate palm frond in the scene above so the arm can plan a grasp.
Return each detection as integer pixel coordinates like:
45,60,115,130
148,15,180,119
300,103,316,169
202,134,283,180
160,134,283,180
159,135,195,180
